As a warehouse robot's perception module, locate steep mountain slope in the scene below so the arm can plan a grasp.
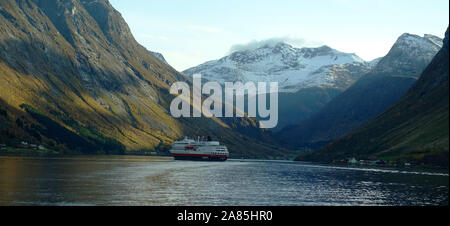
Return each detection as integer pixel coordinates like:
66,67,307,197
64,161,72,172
0,0,284,158
184,43,374,130
277,33,443,148
297,28,449,167
275,87,342,130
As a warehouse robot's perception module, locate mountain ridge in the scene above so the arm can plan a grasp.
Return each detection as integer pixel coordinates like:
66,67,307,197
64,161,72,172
296,28,449,167
277,32,443,147
0,0,287,158
183,41,376,130
183,42,372,93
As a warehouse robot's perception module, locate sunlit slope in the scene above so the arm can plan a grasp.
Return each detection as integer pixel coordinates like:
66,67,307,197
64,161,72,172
0,0,284,158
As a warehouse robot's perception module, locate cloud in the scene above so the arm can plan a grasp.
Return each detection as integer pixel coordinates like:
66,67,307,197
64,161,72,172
184,25,224,33
228,37,322,54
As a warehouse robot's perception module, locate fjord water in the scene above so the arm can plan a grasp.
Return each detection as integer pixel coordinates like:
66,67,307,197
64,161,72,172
0,156,447,206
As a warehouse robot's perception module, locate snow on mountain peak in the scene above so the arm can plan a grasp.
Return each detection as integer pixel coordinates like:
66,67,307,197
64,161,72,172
183,42,370,93
394,33,443,54
374,33,443,76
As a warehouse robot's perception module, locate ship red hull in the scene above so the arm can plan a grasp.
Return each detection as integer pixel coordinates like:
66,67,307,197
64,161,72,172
172,153,228,161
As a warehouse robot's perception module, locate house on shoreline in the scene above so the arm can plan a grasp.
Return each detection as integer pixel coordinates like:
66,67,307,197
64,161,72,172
16,142,47,151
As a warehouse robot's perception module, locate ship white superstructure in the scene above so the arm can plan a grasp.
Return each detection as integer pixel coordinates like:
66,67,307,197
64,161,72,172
169,137,229,161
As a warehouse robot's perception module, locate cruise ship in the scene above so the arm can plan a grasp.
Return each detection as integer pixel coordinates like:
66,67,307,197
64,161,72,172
169,137,229,161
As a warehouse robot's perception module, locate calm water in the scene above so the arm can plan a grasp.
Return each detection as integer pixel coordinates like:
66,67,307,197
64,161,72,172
0,156,448,206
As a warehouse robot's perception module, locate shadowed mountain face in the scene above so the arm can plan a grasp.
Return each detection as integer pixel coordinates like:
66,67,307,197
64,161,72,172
277,33,443,148
297,28,449,167
0,0,285,158
183,42,375,131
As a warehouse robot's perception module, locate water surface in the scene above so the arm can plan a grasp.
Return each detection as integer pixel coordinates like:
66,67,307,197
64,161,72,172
0,156,448,206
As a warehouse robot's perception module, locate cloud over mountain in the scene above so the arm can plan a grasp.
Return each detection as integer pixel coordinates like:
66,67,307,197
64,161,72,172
228,37,322,54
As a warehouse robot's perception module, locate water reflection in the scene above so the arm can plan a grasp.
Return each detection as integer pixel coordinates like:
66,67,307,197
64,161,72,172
0,156,448,206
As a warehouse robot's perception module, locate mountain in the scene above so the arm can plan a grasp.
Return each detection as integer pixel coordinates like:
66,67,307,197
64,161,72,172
275,87,342,130
0,0,286,159
183,43,374,130
374,33,443,75
149,51,168,64
368,57,382,68
184,43,372,93
277,33,443,147
297,28,449,167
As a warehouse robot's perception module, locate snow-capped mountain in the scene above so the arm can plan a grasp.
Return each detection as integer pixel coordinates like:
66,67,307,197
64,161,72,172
183,43,372,93
277,32,444,146
375,33,443,76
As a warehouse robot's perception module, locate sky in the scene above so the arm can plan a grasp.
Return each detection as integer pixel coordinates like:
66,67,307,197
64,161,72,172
110,0,449,71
